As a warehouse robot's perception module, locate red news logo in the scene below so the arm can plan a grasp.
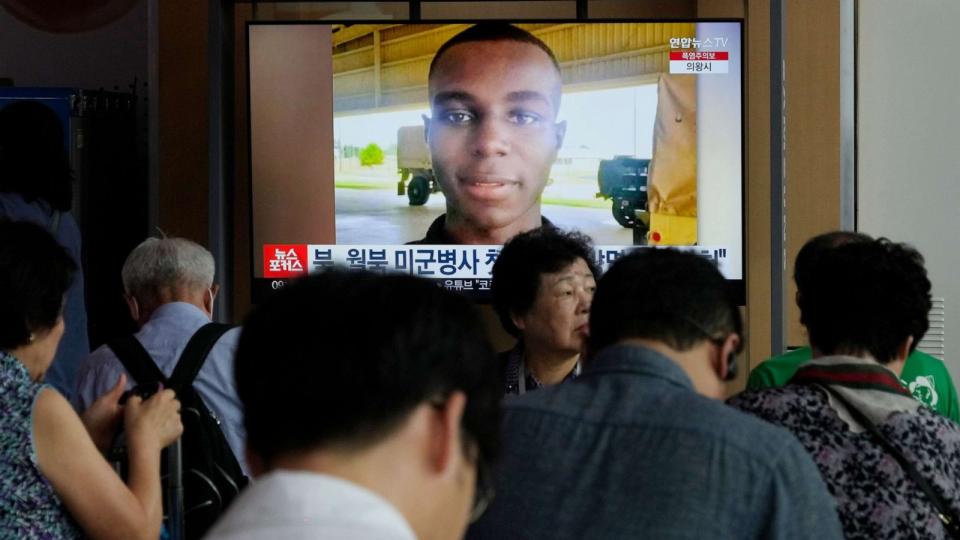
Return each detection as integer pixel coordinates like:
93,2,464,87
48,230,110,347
263,244,308,278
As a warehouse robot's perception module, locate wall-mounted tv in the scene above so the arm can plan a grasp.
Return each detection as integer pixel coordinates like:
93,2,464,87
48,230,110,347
247,20,744,301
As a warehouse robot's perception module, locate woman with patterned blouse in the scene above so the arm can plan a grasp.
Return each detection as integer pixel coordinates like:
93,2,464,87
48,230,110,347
729,236,960,539
0,220,183,539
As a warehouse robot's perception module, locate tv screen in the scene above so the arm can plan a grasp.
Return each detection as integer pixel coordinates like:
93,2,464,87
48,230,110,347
247,21,743,301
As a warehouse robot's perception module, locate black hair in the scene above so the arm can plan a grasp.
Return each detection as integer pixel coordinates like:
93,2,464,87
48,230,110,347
588,248,742,355
0,101,74,211
0,220,76,350
794,230,872,295
798,238,931,364
236,268,501,468
429,23,561,81
492,227,599,337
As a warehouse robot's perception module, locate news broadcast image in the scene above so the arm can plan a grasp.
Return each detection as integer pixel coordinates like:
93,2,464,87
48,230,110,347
248,21,742,296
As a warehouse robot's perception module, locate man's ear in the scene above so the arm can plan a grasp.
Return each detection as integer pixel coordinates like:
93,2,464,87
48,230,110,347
717,333,740,380
554,120,567,150
428,391,467,476
422,114,431,143
124,294,139,323
510,311,527,333
205,283,220,315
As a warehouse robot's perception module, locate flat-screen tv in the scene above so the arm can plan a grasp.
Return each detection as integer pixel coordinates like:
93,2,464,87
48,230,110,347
247,20,744,302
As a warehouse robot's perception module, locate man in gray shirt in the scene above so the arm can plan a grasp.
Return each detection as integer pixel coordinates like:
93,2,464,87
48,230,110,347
74,237,246,473
467,248,843,540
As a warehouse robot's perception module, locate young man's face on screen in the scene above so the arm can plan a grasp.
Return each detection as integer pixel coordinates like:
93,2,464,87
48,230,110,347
426,39,566,242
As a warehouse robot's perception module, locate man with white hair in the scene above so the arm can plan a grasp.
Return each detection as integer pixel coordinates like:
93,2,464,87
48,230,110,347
74,237,246,474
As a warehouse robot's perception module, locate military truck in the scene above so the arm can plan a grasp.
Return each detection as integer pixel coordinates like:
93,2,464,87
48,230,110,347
597,156,650,233
396,125,440,206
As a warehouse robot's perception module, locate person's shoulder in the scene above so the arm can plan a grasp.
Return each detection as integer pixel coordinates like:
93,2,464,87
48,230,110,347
77,342,123,376
34,385,73,415
74,343,126,404
215,325,242,346
905,349,950,375
208,325,242,361
704,389,804,442
55,211,82,248
406,214,448,244
0,192,28,216
728,383,814,414
896,403,960,431
510,376,802,461
652,388,818,473
887,407,960,466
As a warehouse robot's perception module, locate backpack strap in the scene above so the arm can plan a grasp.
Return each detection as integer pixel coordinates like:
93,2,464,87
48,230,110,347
108,335,168,386
168,323,233,393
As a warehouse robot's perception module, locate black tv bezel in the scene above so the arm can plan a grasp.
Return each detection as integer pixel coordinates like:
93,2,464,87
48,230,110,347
246,18,746,305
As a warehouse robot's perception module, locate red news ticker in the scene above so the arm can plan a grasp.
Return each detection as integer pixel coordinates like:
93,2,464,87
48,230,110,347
669,51,730,61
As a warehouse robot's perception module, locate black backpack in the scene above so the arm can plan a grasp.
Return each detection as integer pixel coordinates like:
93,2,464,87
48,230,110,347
108,323,249,540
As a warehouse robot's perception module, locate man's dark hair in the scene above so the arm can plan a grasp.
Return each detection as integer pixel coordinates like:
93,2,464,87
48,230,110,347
492,227,599,337
236,269,500,468
0,220,76,350
588,248,742,355
794,230,872,295
429,23,560,81
0,101,73,211
798,238,931,364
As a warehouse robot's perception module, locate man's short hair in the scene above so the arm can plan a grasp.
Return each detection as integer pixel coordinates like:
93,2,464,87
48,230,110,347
428,23,561,81
492,227,599,337
798,238,931,364
0,220,75,350
236,269,501,467
588,248,742,354
794,231,872,294
121,237,215,304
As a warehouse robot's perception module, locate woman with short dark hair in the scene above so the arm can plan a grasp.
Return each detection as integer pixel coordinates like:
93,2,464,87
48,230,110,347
491,227,599,395
0,220,183,539
730,237,960,539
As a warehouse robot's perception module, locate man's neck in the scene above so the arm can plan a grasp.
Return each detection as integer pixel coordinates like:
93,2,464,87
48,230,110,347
810,349,907,378
618,338,723,398
524,347,579,386
264,406,448,540
138,293,210,327
444,212,542,244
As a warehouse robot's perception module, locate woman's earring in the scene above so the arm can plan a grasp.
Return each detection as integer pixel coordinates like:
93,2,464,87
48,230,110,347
28,333,36,343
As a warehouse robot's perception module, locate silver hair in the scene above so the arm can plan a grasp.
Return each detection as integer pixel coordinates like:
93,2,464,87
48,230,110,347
121,237,215,301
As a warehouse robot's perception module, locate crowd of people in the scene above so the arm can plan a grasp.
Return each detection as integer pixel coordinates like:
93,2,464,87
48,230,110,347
3,215,958,539
2,22,959,540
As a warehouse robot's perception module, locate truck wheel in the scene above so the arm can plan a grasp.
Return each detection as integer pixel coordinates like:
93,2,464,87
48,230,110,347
407,176,430,206
612,199,636,228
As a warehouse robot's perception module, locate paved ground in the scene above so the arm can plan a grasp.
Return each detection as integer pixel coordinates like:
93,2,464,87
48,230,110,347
334,188,635,245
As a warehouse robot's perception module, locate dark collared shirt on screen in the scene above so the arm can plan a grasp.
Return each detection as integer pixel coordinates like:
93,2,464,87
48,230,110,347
407,214,554,245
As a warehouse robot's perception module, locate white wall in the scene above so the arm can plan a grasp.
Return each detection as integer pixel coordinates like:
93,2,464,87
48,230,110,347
0,1,147,91
857,0,960,381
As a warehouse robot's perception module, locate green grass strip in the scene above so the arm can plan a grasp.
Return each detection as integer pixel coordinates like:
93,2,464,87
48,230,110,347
335,182,393,190
542,197,609,209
